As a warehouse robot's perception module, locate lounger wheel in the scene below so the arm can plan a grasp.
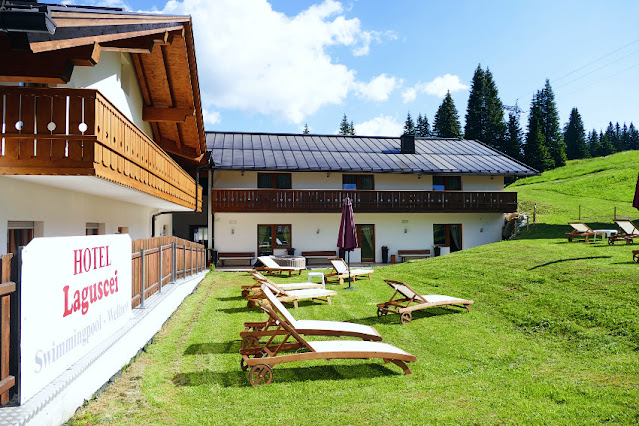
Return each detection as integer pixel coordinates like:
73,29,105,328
249,364,273,386
400,312,412,325
242,289,249,297
376,307,383,317
608,239,614,245
247,300,258,308
241,336,260,350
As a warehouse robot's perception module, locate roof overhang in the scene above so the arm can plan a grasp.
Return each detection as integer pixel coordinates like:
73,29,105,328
0,2,206,164
5,175,194,211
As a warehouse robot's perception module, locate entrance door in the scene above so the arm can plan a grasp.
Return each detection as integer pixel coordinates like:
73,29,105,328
189,225,209,248
357,224,375,262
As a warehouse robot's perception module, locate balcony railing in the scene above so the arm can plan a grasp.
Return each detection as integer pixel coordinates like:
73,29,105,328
211,189,517,213
0,86,202,211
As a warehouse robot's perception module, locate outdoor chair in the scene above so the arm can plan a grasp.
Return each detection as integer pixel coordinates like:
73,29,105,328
608,220,639,245
326,258,373,285
242,271,323,298
565,222,597,242
249,278,337,309
241,284,382,352
256,256,304,276
377,279,474,324
240,301,416,386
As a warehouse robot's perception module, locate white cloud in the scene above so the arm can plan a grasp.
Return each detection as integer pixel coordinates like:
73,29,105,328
402,74,468,103
355,114,403,136
202,108,221,127
353,74,400,102
157,0,396,123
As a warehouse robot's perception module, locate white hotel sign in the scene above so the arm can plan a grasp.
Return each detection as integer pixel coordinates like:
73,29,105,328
20,235,132,404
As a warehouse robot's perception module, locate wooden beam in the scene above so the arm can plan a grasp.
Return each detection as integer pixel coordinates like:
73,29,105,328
29,25,184,53
158,137,200,160
143,107,194,123
0,282,16,297
100,32,170,54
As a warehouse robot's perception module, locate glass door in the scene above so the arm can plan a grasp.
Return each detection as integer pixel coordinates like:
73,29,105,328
357,224,375,262
433,224,463,252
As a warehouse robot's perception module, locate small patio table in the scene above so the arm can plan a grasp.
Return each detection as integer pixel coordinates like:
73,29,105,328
307,271,326,288
593,229,617,243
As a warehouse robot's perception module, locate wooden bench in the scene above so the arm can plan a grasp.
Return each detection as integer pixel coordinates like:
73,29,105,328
397,249,431,262
301,250,337,264
217,252,255,266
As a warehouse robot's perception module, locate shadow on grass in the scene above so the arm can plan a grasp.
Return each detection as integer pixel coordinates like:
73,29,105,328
172,363,400,388
216,296,244,301
218,306,252,314
352,307,458,325
515,223,619,240
528,256,612,270
184,341,240,355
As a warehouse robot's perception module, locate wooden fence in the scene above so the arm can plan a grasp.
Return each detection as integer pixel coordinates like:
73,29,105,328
131,236,206,309
0,254,17,405
0,236,206,406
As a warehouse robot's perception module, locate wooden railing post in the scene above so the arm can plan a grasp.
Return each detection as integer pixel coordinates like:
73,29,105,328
172,242,177,282
190,246,194,276
158,245,162,294
140,249,146,309
183,244,186,279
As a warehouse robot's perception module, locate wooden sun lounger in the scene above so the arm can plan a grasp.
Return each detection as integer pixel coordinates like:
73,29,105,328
565,222,597,242
240,301,416,386
256,256,303,276
377,279,474,324
250,279,337,309
241,271,323,298
241,284,382,349
608,220,639,245
326,258,373,285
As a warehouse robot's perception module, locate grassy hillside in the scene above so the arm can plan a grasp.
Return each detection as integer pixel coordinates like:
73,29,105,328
71,156,639,425
509,150,639,225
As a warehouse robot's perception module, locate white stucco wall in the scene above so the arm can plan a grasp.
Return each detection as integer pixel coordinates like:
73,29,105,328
213,211,504,263
67,51,153,138
213,170,504,191
0,177,172,253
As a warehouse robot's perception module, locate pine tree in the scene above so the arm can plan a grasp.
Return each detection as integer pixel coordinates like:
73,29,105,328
403,112,415,135
563,107,588,159
600,129,614,156
339,114,350,135
349,121,356,136
629,123,639,150
433,91,462,138
524,116,553,171
587,130,602,157
464,65,485,141
526,92,554,169
302,123,310,134
504,112,523,160
463,65,506,150
483,68,507,151
621,123,630,151
537,80,566,167
604,123,616,154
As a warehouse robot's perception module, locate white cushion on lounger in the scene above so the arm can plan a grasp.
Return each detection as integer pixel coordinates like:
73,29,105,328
308,340,412,356
295,320,377,336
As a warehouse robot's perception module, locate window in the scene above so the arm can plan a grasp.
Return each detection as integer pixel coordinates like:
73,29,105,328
7,221,35,254
86,222,100,236
342,174,374,190
257,224,292,255
433,224,462,252
257,173,291,189
433,176,461,191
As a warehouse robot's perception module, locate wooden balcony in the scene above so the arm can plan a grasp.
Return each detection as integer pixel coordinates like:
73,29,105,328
0,86,202,211
211,189,517,213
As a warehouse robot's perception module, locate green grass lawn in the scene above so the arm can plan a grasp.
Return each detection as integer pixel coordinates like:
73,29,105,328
71,154,639,425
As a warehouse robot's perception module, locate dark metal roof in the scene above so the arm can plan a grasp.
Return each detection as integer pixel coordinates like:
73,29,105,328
206,132,539,176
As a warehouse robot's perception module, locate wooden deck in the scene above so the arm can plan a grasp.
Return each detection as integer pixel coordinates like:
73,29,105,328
211,188,517,213
0,86,202,211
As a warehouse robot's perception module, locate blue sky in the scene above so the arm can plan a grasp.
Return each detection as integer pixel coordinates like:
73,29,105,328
67,0,639,136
